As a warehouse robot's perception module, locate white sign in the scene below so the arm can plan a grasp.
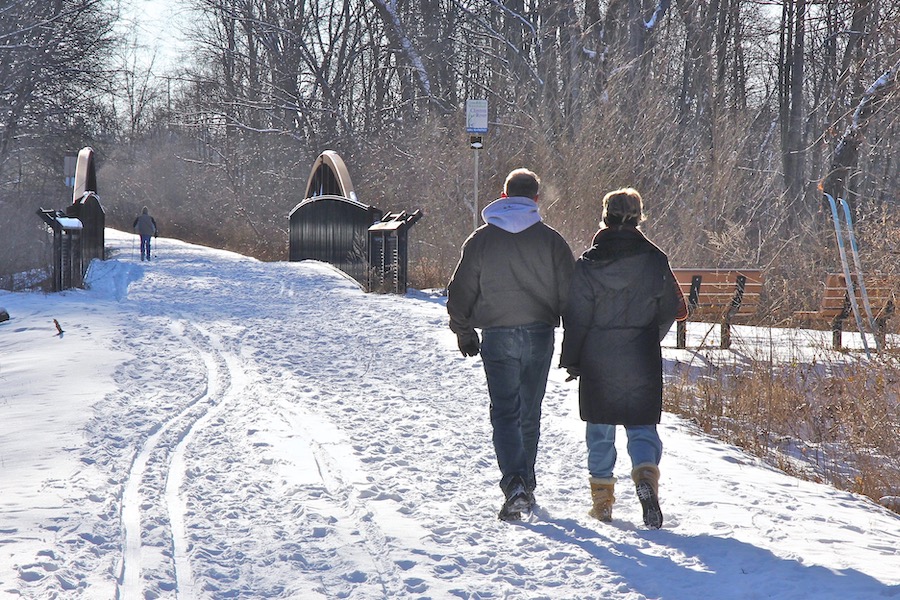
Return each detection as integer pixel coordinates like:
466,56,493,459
64,155,77,187
466,99,488,133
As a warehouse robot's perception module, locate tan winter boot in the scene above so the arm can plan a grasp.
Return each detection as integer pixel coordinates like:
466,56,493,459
631,463,662,529
588,477,616,521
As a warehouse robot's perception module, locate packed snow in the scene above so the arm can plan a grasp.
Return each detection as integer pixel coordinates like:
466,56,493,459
1,229,898,599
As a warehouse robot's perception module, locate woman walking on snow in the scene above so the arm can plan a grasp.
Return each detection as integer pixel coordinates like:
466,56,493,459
560,187,687,529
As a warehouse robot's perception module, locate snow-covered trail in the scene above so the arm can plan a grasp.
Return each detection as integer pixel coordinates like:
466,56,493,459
2,229,899,599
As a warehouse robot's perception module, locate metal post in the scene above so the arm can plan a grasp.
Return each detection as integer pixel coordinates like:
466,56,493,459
473,148,480,231
466,99,487,231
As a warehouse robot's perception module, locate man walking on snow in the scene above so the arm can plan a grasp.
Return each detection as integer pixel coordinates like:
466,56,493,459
447,168,575,521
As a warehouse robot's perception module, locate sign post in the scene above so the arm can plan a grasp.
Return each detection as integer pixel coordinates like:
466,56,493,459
466,100,488,230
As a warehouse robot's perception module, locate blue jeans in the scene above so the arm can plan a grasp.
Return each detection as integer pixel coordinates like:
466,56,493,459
140,235,152,260
586,423,662,479
480,322,554,493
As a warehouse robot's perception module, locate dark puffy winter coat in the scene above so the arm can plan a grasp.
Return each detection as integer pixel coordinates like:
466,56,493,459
447,218,574,336
560,226,687,426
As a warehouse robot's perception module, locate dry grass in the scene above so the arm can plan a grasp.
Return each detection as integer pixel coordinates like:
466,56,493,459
408,255,454,291
665,342,900,513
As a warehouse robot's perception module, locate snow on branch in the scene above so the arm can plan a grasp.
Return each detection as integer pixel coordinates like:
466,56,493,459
850,57,900,130
644,0,671,30
371,0,450,111
820,56,900,200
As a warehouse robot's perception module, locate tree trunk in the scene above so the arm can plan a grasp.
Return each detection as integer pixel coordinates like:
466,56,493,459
779,0,807,226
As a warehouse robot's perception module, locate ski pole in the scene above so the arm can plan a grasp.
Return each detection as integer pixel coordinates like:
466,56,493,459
839,197,882,354
825,193,870,357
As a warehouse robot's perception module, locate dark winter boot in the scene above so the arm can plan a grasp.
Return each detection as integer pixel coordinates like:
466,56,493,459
498,475,532,521
631,463,662,529
588,477,616,521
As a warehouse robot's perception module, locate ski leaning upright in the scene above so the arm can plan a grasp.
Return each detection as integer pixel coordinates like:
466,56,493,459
824,193,881,356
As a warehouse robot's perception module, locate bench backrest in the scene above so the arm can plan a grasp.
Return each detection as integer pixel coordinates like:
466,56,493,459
672,269,764,319
816,273,897,319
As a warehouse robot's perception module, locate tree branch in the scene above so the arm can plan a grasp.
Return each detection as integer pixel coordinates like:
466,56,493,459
820,56,900,203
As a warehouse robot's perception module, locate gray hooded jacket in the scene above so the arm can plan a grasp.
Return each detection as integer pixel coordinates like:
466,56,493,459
447,196,574,337
133,209,157,238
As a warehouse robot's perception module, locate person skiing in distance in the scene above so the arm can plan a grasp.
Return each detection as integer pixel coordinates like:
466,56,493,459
560,187,687,529
447,168,575,521
133,206,158,261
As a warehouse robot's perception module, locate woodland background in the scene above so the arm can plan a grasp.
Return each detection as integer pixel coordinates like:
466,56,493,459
2,0,900,327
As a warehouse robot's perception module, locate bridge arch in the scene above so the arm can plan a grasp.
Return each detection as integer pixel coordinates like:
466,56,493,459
303,150,356,200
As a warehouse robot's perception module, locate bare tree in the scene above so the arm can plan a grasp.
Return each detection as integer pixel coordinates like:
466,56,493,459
821,57,900,212
0,0,115,162
778,0,807,223
0,0,115,288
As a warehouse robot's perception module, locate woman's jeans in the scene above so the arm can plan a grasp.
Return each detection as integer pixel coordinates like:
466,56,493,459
586,423,662,479
480,322,554,493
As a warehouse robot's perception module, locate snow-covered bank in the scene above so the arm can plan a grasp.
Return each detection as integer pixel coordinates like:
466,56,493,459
1,229,898,599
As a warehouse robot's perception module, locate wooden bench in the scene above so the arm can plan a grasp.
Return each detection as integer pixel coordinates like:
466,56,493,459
793,273,896,350
672,269,764,349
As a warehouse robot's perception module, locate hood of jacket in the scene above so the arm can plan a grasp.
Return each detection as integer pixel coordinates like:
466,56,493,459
481,196,542,233
581,226,662,262
579,226,662,291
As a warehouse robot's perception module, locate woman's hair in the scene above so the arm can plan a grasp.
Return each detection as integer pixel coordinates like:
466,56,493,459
504,168,540,199
601,187,645,227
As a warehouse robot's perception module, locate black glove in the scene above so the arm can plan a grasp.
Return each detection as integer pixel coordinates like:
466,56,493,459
565,366,581,382
457,332,480,357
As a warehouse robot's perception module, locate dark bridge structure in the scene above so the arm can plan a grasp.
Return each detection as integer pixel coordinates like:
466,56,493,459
289,151,421,293
37,146,105,291
66,146,105,266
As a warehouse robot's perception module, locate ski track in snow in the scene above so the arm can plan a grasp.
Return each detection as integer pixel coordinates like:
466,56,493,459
4,230,900,599
118,321,227,600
